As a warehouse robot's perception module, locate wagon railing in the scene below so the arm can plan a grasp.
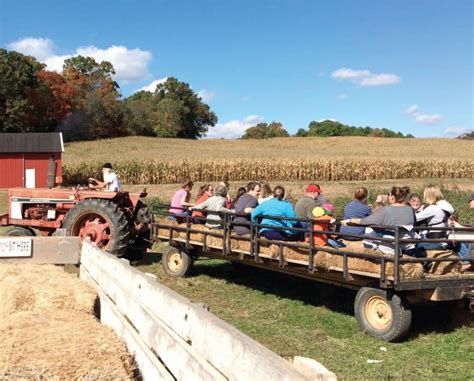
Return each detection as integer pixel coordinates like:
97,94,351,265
151,205,474,289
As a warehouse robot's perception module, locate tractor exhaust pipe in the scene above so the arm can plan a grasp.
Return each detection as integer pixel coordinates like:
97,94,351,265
47,155,57,188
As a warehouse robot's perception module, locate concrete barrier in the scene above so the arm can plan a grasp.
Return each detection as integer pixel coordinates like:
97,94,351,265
80,241,336,381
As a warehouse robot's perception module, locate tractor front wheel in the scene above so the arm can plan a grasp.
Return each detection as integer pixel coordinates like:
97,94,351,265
63,198,130,256
5,226,36,236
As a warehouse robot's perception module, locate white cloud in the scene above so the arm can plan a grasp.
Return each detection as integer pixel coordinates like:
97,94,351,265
336,94,347,100
205,115,264,139
331,68,400,87
405,104,419,115
198,89,215,102
7,37,152,83
318,118,338,123
404,104,442,124
332,68,370,79
136,78,168,93
75,45,152,83
44,54,73,72
359,73,399,86
8,37,55,61
415,113,442,124
444,127,471,138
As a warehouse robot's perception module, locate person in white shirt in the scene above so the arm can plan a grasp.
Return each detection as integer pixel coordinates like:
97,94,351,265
88,163,121,192
416,185,454,239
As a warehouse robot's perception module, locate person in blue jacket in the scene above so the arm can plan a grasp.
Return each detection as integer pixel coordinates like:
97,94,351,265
251,186,298,241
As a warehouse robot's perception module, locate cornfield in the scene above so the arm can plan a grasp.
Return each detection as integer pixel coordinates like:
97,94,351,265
63,159,474,185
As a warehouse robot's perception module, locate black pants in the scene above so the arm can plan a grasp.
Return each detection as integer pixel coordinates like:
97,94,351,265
261,230,289,241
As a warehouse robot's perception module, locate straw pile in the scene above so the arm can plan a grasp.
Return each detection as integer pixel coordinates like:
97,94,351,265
0,264,134,380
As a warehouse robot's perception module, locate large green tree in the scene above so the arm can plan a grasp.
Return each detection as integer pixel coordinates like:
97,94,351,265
153,77,217,138
0,49,39,132
125,77,217,139
124,91,156,136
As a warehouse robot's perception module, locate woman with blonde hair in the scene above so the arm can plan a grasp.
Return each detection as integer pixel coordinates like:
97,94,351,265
416,185,454,240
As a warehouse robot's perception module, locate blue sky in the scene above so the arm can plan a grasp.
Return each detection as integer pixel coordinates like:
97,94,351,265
1,0,472,138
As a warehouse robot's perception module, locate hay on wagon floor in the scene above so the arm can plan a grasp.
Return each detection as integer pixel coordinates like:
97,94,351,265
0,264,134,380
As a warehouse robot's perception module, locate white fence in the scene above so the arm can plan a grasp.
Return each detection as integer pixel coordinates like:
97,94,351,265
80,241,336,381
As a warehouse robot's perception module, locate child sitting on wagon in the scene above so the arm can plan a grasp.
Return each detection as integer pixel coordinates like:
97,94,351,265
306,203,346,248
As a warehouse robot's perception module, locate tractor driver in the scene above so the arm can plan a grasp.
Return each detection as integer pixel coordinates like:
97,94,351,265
88,163,121,192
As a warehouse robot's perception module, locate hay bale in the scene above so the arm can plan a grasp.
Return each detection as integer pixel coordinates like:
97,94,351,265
0,310,133,380
282,240,424,279
230,236,252,252
337,241,424,280
155,218,179,239
425,250,461,276
0,264,96,319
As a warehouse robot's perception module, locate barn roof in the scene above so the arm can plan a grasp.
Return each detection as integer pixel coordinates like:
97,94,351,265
0,133,64,153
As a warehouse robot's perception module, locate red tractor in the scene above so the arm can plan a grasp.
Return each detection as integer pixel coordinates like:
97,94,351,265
0,187,153,256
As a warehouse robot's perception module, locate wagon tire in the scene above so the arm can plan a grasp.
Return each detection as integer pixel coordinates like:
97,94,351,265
63,198,130,256
355,287,412,342
5,226,36,236
162,246,193,277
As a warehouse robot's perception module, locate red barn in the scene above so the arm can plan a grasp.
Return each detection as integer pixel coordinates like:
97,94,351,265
0,133,64,189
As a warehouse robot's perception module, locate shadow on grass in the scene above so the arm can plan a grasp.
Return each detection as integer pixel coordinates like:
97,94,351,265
194,258,357,316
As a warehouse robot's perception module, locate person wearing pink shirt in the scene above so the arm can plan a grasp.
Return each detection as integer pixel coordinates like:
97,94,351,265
169,180,194,221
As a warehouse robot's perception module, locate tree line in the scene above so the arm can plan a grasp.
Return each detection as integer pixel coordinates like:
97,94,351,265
242,119,414,139
0,49,216,140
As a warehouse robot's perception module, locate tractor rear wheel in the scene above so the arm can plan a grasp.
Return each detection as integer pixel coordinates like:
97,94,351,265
63,198,130,256
5,226,35,236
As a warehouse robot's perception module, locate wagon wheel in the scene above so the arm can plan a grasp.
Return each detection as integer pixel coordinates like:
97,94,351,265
162,246,193,277
354,287,412,342
63,198,130,256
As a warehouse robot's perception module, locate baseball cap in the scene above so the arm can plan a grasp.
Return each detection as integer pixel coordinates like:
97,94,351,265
102,163,113,169
306,184,321,193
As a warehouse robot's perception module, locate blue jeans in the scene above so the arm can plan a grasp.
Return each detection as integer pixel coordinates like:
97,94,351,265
457,243,473,265
416,242,447,251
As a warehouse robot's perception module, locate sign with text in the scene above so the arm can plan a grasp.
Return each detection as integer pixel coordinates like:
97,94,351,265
0,238,32,258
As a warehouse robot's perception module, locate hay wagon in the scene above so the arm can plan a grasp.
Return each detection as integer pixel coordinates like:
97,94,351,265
152,207,474,342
